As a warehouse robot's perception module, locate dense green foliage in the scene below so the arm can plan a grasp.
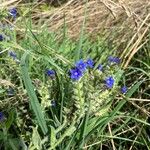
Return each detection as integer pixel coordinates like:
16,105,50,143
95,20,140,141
0,5,150,150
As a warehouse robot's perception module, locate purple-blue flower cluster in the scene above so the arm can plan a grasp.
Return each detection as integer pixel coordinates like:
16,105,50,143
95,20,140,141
9,51,17,59
9,8,17,18
108,56,121,64
0,112,4,122
70,68,83,80
105,76,114,89
86,58,94,68
46,69,55,78
45,56,127,94
97,64,103,71
8,51,20,63
75,59,87,72
121,86,127,94
70,59,92,81
0,34,4,41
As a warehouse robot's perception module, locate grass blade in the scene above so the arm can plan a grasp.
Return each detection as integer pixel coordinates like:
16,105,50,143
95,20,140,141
75,0,88,61
20,52,48,135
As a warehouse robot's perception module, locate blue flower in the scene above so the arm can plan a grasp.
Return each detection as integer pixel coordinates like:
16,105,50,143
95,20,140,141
121,86,127,94
75,59,87,72
0,34,4,41
0,112,4,122
46,69,55,77
86,58,94,68
105,76,114,89
8,51,20,63
108,56,121,64
9,8,17,18
97,64,103,71
9,51,17,59
70,68,83,80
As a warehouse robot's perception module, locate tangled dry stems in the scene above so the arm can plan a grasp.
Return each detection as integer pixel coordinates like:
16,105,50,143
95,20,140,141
1,0,150,67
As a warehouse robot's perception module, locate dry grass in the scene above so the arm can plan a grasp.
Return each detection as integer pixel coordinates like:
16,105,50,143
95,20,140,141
31,0,150,40
1,0,150,67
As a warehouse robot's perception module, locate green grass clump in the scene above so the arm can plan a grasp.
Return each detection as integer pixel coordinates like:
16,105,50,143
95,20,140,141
0,5,150,150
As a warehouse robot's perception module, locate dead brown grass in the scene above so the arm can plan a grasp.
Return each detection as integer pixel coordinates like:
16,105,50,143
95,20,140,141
1,0,150,67
32,0,150,62
32,0,150,38
34,0,150,67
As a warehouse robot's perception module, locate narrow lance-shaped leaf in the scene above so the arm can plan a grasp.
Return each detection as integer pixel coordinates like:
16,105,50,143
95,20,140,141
20,52,48,135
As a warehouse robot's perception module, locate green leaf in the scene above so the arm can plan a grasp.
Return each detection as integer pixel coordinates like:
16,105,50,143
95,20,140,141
20,52,48,135
114,69,124,85
5,110,15,131
126,79,145,97
79,100,90,149
0,89,5,94
8,138,20,150
0,131,4,140
75,0,88,61
49,122,76,150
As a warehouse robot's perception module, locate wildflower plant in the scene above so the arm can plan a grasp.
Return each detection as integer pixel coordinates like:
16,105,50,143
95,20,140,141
17,52,127,144
1,6,147,150
62,56,126,118
0,23,132,149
